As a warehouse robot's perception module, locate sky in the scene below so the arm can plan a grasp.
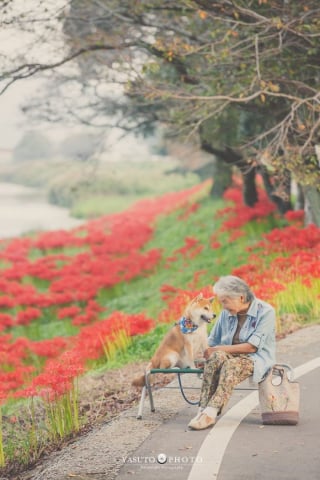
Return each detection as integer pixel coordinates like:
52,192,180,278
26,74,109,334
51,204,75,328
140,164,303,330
0,79,45,150
0,78,155,161
0,1,70,150
0,1,158,160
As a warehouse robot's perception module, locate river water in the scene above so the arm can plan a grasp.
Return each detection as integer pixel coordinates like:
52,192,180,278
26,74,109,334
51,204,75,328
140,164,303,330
0,182,83,239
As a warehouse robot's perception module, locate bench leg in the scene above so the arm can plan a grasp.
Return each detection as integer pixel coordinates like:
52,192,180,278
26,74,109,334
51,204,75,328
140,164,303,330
145,371,155,412
137,386,147,419
136,371,155,419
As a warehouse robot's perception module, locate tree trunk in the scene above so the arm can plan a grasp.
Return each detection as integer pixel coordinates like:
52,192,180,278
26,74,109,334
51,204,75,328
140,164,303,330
303,186,320,226
259,167,292,214
243,167,258,206
210,158,233,198
200,142,257,201
295,183,305,210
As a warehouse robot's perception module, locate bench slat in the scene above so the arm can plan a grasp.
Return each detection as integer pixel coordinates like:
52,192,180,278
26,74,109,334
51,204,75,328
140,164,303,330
150,368,203,374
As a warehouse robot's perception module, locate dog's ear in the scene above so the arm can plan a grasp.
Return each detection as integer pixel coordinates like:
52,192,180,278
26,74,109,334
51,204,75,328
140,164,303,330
190,293,203,303
208,296,215,303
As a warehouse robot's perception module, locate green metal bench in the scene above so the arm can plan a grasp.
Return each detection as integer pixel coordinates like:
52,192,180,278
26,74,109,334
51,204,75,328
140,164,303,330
136,366,257,419
137,367,204,419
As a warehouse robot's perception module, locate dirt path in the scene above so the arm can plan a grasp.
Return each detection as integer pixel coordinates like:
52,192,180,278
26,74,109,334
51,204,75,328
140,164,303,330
15,370,187,480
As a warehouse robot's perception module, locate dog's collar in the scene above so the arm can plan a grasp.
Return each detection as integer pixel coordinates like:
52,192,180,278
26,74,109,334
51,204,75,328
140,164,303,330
178,316,199,334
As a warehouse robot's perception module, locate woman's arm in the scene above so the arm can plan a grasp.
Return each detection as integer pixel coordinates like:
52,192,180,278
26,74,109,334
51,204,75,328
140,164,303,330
204,343,257,359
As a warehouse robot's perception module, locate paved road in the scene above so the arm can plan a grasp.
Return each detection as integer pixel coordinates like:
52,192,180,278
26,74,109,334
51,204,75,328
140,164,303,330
117,325,320,480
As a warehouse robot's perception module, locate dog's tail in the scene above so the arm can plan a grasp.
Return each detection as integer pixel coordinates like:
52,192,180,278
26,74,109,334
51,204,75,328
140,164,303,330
131,374,146,387
132,362,153,388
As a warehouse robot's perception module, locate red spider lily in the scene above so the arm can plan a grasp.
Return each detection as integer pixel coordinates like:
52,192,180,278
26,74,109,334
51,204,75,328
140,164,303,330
176,236,199,255
125,313,155,336
187,270,208,290
178,202,200,220
217,185,276,231
70,300,105,326
39,292,79,308
284,210,304,223
29,337,69,358
1,281,37,300
288,251,320,278
301,278,312,288
222,187,243,204
261,224,320,253
25,255,69,281
167,237,204,265
86,300,105,314
164,255,179,268
0,313,14,330
71,312,98,326
228,229,246,242
0,238,32,264
0,295,15,308
32,351,85,400
0,335,31,369
0,335,30,371
0,366,34,395
160,284,181,302
71,311,154,361
158,287,214,324
231,264,287,302
0,389,8,405
57,305,81,319
33,230,82,251
12,385,38,399
189,245,204,258
47,248,162,303
15,308,42,326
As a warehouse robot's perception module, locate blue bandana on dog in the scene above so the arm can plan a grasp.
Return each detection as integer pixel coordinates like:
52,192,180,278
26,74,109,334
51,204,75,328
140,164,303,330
178,316,199,334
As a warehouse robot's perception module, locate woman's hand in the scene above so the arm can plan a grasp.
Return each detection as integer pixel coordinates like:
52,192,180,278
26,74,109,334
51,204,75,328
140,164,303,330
203,347,216,360
204,343,257,360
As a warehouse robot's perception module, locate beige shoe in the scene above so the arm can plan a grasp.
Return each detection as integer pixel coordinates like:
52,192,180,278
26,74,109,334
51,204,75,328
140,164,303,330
188,412,216,430
187,409,203,428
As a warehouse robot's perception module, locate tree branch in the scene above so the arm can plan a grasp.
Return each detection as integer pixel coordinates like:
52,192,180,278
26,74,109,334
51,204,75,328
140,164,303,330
0,42,137,95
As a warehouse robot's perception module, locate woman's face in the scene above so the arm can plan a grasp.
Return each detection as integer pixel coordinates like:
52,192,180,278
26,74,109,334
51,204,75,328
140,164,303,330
217,295,247,315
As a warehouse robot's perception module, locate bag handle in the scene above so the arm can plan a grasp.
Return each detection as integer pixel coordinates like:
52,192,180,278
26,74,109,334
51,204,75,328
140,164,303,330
272,363,295,381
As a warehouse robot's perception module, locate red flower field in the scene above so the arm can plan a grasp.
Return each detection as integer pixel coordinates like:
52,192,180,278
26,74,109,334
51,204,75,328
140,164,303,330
0,183,205,405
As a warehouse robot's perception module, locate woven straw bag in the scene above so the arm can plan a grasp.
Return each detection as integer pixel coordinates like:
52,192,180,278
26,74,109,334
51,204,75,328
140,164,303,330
258,364,300,425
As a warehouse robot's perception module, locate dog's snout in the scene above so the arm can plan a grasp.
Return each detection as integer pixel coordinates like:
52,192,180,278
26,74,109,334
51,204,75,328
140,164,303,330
201,312,217,322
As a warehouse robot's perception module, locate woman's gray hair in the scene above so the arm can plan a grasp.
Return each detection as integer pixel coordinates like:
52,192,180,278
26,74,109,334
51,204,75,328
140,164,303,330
213,275,254,302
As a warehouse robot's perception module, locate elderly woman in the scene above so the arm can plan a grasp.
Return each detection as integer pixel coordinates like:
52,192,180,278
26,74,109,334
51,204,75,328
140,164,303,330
188,275,276,430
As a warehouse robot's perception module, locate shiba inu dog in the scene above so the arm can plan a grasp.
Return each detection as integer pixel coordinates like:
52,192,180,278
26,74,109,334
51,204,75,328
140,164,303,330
132,294,216,387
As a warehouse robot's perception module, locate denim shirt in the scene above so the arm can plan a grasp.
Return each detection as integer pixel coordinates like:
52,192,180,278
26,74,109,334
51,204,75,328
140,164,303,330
207,297,276,383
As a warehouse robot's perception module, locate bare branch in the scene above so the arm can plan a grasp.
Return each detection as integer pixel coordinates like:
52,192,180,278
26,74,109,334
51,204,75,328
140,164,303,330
254,35,261,80
0,41,139,95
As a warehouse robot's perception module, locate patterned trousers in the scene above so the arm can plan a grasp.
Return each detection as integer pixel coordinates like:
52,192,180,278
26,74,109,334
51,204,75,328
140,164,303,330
199,350,254,412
